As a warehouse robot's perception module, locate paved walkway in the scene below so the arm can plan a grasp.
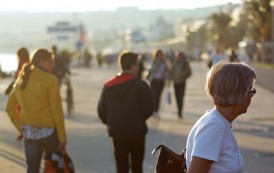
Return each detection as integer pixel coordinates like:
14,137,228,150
252,63,274,93
0,61,273,173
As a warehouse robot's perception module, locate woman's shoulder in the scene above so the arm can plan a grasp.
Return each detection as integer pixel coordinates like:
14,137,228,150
33,68,58,83
199,109,227,128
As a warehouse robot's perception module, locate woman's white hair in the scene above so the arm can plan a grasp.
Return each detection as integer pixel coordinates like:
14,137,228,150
206,61,256,106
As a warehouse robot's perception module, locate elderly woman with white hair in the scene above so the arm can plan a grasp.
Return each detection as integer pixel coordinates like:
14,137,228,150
186,61,256,173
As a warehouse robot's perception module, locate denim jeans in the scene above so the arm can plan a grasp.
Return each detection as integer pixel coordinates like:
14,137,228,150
24,131,59,173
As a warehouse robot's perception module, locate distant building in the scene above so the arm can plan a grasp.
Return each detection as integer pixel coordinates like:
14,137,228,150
47,21,87,51
119,29,147,51
147,16,174,41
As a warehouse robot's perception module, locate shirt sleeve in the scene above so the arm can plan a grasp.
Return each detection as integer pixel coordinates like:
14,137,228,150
192,118,225,162
97,87,108,124
140,82,153,120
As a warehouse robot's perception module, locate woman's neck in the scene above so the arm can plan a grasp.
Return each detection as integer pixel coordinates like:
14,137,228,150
216,105,239,123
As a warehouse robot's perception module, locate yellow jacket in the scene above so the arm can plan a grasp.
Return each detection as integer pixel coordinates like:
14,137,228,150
6,68,67,143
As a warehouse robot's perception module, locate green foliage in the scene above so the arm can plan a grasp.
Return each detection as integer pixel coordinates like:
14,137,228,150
209,12,232,48
244,0,272,42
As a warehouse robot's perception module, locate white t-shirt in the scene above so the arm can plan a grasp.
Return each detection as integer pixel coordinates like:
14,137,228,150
186,108,244,173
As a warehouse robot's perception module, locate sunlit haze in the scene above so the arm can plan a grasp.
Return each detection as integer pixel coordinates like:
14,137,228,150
0,0,241,12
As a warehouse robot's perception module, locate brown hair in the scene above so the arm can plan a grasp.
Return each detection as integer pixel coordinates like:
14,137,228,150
118,50,138,71
17,47,30,62
152,49,165,60
20,49,53,90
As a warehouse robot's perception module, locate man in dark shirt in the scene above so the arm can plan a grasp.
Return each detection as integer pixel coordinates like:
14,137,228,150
98,51,153,173
51,45,70,85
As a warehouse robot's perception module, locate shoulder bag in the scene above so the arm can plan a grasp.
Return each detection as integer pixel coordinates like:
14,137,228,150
5,81,15,95
152,145,187,173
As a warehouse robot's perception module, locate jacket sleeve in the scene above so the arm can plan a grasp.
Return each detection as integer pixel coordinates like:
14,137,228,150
182,62,192,80
97,87,108,124
6,90,22,132
140,82,153,120
49,77,67,143
165,60,173,80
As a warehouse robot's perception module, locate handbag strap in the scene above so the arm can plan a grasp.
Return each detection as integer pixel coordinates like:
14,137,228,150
152,145,187,173
151,144,166,155
182,148,187,173
152,144,186,158
182,148,186,158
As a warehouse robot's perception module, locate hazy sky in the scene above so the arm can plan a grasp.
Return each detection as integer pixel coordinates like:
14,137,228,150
0,0,241,12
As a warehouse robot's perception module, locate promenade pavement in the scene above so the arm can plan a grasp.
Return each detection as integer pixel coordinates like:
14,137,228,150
0,61,273,173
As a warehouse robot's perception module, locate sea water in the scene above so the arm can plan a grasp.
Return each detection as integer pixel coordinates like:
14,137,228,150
0,54,17,73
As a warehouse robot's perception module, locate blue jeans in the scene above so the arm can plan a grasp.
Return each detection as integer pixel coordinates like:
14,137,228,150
24,131,59,173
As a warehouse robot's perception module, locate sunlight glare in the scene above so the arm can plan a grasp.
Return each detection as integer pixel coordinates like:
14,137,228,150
0,0,241,12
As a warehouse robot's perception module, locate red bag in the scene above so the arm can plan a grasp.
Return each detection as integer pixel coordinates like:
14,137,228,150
44,152,74,173
44,160,57,173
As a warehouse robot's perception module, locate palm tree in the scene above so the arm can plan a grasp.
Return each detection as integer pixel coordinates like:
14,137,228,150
245,0,272,41
244,0,272,62
209,12,232,50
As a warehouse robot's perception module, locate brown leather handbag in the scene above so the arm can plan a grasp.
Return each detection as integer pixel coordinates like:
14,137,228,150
152,145,187,173
44,152,74,173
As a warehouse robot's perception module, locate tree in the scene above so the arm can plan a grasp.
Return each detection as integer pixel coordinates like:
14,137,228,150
244,0,272,63
185,23,208,55
209,12,232,50
245,0,272,42
226,13,249,48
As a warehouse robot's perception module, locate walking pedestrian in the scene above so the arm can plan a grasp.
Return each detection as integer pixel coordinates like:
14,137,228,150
96,51,103,67
170,51,192,118
15,47,30,78
137,53,146,79
83,48,92,67
147,49,171,117
5,47,30,95
52,45,70,85
98,51,153,173
6,48,67,173
228,48,239,63
186,61,256,173
5,47,30,140
210,47,226,67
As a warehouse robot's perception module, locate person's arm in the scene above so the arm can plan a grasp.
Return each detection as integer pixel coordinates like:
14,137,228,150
165,59,172,81
182,62,192,80
6,89,22,131
97,87,108,124
140,82,153,120
49,77,67,144
187,156,213,173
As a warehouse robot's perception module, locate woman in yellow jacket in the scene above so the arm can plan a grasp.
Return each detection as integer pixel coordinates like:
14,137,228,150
6,48,67,173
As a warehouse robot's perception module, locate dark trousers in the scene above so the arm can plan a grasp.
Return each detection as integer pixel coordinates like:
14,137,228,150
113,137,145,173
150,80,165,112
174,82,186,115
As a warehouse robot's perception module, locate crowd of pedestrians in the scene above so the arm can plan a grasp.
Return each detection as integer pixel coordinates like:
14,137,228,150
3,44,256,173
